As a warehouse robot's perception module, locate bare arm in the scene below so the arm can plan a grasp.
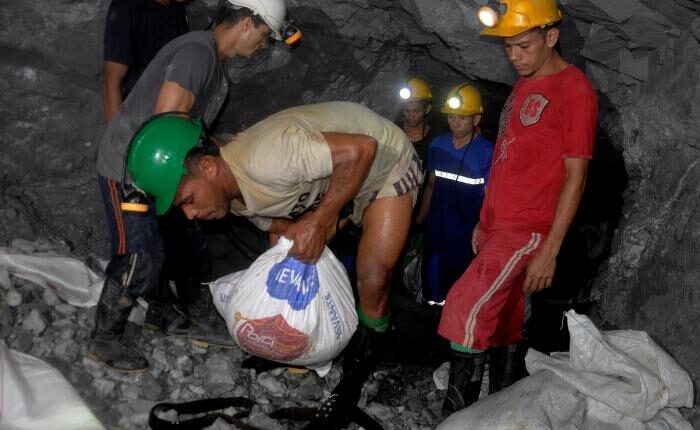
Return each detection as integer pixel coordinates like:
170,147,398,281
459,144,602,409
285,132,377,262
101,61,128,122
415,172,435,225
523,158,589,294
154,80,195,114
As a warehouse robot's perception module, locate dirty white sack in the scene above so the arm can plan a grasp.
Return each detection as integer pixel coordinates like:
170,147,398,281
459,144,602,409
0,248,103,307
0,340,105,430
210,237,357,376
437,310,694,430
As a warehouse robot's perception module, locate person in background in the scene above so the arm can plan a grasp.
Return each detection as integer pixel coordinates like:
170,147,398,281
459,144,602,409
101,0,202,340
393,78,439,299
415,84,493,306
396,77,438,168
438,0,598,415
90,0,295,373
102,0,191,122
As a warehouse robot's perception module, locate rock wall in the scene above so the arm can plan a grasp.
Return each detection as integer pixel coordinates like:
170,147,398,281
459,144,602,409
586,5,700,424
558,1,700,423
0,0,699,424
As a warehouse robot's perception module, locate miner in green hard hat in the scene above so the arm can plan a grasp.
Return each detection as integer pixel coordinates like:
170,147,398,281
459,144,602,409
127,102,422,429
126,115,208,216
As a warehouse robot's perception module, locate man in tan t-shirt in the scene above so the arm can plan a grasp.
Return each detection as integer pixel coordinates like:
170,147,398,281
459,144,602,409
125,102,422,428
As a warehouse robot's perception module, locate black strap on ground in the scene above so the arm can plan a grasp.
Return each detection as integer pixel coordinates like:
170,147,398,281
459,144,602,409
270,405,383,430
149,397,262,430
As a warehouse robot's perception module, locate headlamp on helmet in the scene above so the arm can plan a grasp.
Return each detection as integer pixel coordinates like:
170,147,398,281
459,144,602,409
281,19,302,45
447,96,462,109
478,0,506,28
399,87,412,100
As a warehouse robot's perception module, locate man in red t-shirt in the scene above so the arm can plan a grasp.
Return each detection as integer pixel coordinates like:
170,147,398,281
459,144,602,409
438,0,598,415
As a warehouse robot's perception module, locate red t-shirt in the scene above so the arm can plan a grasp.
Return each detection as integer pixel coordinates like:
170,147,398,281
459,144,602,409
481,65,598,233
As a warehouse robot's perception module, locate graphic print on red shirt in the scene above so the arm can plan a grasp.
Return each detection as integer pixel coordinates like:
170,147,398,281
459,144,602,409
481,65,598,234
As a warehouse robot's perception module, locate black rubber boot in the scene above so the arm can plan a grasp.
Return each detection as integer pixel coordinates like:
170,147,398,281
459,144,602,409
143,299,189,335
442,350,486,417
303,324,386,430
87,278,150,373
187,288,236,348
488,342,528,394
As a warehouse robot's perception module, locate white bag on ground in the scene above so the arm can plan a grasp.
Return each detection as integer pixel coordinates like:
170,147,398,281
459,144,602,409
0,341,105,430
437,310,694,430
211,238,357,376
0,248,103,307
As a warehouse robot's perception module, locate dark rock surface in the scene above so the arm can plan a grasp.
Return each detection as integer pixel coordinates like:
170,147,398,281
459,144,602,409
1,0,699,427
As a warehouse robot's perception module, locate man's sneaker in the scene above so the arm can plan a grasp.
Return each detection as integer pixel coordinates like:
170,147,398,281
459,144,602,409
86,338,149,374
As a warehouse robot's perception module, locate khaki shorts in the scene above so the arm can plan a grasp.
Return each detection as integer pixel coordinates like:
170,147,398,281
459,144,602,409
349,152,423,226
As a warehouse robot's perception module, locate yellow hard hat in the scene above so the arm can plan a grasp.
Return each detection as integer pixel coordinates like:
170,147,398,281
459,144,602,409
399,78,433,102
478,0,563,37
441,84,483,116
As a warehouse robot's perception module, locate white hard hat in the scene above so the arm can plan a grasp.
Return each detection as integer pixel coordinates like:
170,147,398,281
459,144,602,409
227,0,288,40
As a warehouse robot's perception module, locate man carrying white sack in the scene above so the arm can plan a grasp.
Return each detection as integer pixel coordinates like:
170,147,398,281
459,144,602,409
124,101,422,429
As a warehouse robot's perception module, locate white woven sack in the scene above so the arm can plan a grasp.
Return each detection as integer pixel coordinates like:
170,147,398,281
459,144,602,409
211,237,357,376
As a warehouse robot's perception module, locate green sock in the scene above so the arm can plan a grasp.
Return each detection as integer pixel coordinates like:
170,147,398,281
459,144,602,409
450,342,483,354
357,307,391,333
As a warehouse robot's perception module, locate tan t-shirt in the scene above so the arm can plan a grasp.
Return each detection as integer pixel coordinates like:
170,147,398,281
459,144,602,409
219,101,417,230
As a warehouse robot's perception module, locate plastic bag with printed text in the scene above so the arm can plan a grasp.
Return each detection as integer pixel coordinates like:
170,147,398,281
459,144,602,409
210,237,358,376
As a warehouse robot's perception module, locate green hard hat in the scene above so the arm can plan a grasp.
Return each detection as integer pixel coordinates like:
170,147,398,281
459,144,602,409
126,114,203,215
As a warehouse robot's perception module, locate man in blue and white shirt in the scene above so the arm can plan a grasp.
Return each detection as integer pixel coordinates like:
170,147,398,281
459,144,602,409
416,84,494,305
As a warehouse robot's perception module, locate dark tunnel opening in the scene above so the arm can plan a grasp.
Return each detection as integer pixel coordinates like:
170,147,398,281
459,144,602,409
526,131,629,354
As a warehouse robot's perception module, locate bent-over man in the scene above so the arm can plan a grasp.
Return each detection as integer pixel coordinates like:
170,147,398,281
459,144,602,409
125,101,422,428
